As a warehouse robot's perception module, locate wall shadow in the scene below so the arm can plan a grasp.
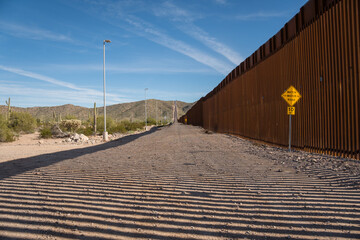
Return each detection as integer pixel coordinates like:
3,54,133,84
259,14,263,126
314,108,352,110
0,127,159,180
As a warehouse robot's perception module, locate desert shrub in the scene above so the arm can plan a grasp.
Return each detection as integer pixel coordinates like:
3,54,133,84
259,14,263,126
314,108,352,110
0,114,15,142
8,112,36,133
146,117,157,125
64,115,77,120
94,117,149,134
77,126,94,136
0,126,15,142
36,118,43,128
40,126,52,139
82,117,92,127
96,116,115,134
109,122,126,134
60,119,82,132
158,120,169,126
95,117,147,134
122,120,144,131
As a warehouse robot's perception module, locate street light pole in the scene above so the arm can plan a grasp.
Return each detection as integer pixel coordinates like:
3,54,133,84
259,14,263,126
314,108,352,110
103,39,111,141
156,100,158,126
144,88,148,130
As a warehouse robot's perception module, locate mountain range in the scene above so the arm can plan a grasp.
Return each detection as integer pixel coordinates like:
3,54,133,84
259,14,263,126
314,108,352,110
0,100,193,122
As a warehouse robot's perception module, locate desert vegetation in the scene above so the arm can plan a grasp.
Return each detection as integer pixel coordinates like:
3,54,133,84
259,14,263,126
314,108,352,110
0,112,169,142
0,112,37,142
0,99,191,122
0,114,15,142
0,98,175,142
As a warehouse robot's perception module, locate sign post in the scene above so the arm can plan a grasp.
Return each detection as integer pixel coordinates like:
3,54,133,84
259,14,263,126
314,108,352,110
281,86,301,152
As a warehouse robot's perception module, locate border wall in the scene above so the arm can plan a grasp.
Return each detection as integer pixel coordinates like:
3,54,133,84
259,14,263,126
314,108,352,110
179,0,360,160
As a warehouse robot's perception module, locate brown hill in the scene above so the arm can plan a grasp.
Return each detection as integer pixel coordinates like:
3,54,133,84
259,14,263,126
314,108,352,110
0,100,193,122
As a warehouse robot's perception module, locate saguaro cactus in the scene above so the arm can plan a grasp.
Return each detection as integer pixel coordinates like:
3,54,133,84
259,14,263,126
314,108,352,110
93,102,97,135
52,111,56,122
5,97,11,120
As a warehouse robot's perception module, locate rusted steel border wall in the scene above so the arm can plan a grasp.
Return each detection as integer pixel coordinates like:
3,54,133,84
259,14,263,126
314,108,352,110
179,0,360,160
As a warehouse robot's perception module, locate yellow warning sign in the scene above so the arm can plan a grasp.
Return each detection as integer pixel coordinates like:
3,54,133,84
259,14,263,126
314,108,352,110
184,116,188,124
287,106,295,115
281,86,301,106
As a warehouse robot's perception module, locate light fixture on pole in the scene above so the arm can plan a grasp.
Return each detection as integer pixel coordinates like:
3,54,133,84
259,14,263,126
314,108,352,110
144,88,148,130
103,39,111,141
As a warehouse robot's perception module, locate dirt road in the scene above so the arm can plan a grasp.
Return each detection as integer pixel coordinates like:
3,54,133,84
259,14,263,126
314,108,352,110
0,123,359,239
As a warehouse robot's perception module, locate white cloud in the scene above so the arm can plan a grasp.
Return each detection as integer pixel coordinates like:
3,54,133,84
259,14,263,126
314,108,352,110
124,16,233,75
0,22,72,42
235,11,289,21
76,0,233,75
152,2,243,65
0,66,201,107
0,81,198,107
0,65,126,104
178,24,243,65
0,65,81,90
42,62,216,74
153,1,197,22
0,83,134,107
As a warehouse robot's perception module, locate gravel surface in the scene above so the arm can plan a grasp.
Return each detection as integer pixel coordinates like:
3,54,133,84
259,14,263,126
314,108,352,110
224,134,360,189
0,123,359,239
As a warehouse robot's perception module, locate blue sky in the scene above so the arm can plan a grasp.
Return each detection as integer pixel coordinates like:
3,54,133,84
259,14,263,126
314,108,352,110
0,0,307,107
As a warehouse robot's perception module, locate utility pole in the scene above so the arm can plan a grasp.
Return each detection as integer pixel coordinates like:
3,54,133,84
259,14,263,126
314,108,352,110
156,100,158,126
93,102,97,135
103,39,111,141
144,88,148,130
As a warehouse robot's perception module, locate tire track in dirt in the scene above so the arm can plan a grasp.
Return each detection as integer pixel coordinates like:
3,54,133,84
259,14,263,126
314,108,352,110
0,124,359,239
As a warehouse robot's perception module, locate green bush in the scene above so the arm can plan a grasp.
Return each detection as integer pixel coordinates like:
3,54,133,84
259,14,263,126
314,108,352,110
109,122,126,134
0,127,15,142
146,117,157,125
96,116,115,134
94,117,147,134
8,112,36,133
64,115,78,120
0,114,15,142
60,119,82,132
40,126,52,139
122,120,144,131
77,126,94,136
36,118,43,128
